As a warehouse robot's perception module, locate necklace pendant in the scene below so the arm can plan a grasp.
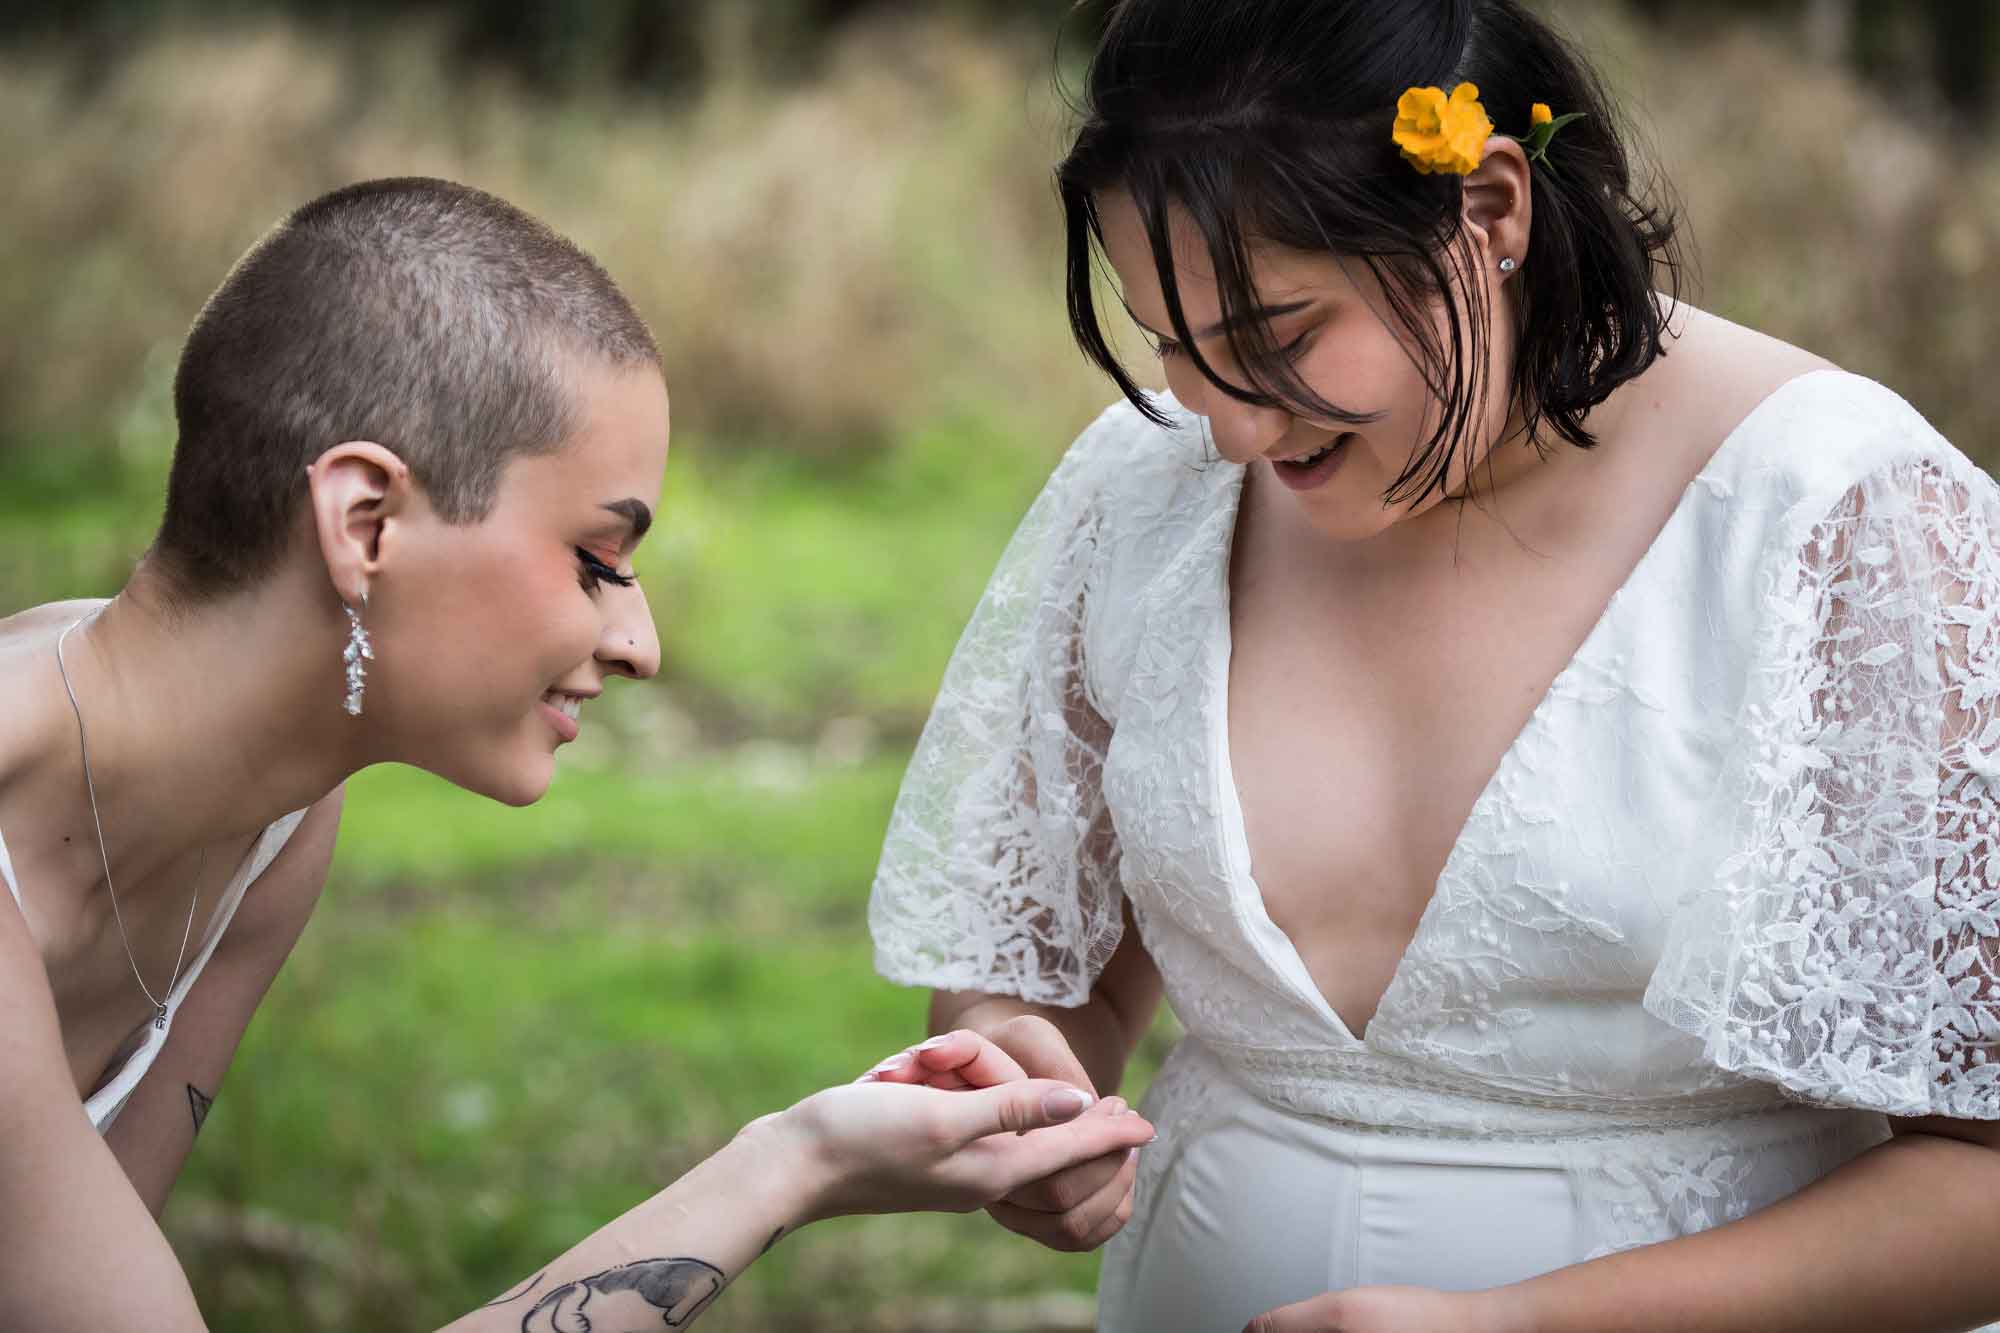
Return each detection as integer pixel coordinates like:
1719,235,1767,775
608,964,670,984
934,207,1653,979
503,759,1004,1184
154,1004,169,1030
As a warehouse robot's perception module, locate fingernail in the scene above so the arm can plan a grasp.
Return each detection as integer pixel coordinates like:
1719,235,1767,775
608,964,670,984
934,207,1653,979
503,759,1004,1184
916,1034,952,1052
852,1071,881,1084
871,1052,913,1075
1043,1087,1093,1120
1104,1096,1129,1115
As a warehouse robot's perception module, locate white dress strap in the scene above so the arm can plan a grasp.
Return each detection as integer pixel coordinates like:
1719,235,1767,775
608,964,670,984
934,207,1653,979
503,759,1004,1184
0,828,20,912
4,606,312,1130
59,809,310,1131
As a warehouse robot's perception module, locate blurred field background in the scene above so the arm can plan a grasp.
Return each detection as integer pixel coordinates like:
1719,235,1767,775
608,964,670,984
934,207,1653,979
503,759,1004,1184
2,1,1996,1328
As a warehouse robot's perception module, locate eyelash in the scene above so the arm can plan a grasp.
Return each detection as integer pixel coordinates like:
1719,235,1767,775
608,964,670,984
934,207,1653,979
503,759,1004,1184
1149,332,1314,363
576,547,637,591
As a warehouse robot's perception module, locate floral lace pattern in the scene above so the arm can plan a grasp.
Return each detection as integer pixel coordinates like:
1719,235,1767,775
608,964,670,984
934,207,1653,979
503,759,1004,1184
872,372,2000,1286
1644,452,2000,1119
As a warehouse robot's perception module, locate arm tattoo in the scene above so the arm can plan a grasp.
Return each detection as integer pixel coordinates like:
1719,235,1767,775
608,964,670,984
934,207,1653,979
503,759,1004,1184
186,1084,214,1135
480,1271,546,1310
520,1257,726,1331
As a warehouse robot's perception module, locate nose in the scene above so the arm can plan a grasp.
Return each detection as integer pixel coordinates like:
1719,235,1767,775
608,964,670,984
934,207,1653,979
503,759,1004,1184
597,581,662,681
1164,359,1292,465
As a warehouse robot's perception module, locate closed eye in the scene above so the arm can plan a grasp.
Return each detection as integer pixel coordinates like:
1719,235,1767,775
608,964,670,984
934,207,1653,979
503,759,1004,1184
576,547,637,591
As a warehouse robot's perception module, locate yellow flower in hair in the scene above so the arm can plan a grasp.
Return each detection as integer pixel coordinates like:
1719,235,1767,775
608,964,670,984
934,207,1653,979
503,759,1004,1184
1531,102,1553,127
1392,82,1495,176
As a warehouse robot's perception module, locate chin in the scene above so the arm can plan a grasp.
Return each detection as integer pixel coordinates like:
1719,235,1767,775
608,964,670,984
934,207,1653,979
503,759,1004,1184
436,752,557,808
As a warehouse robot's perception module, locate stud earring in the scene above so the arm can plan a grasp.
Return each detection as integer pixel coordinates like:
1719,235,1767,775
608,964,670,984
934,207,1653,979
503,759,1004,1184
1499,257,1518,273
343,593,374,717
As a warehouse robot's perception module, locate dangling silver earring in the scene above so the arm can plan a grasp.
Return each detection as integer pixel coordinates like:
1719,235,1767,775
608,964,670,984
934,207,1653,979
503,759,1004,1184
1499,257,1518,273
343,593,374,717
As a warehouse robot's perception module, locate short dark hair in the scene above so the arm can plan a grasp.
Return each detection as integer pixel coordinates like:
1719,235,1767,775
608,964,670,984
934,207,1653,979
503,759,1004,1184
154,177,661,599
1059,0,1684,507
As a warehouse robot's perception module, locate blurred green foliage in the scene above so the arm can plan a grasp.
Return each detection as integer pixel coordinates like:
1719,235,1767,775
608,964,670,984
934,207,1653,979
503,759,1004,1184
3,2,1998,1328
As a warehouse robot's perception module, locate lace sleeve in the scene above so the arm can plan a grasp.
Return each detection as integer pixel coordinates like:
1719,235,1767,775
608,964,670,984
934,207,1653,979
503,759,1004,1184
867,409,1141,1007
1646,455,2000,1117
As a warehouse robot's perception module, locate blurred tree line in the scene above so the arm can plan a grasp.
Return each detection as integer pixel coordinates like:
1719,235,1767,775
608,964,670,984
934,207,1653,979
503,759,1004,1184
1635,0,1994,122
0,0,1104,94
1,1,1992,123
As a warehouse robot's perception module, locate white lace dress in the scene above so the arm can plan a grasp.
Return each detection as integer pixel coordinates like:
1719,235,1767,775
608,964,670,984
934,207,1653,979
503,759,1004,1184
870,370,2000,1331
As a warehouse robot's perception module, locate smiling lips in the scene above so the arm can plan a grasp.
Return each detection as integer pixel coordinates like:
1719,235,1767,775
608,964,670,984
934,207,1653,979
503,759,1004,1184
540,690,588,742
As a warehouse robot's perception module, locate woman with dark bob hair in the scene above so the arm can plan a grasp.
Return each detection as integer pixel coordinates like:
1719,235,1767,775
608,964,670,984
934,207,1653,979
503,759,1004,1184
872,1,2000,1329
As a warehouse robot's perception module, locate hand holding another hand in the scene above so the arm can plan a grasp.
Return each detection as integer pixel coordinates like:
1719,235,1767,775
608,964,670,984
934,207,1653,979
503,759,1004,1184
762,1028,1153,1226
867,1018,1146,1252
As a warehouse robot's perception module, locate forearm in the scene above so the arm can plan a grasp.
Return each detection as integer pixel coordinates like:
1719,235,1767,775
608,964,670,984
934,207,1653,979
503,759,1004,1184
931,990,1135,1095
438,1116,822,1333
1493,1131,2000,1333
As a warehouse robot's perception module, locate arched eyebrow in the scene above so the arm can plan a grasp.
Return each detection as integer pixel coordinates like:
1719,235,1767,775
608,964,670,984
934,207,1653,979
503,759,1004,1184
600,499,653,541
1118,294,1314,343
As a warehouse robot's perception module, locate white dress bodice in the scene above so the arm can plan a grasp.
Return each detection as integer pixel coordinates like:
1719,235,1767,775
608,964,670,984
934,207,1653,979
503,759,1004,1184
872,370,2000,1327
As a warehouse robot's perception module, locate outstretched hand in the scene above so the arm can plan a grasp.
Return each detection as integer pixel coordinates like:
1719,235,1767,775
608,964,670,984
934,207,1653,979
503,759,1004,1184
866,1021,1144,1252
774,1034,1154,1224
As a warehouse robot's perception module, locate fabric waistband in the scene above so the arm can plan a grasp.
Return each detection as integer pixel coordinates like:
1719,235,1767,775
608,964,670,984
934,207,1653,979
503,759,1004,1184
1195,1035,1802,1142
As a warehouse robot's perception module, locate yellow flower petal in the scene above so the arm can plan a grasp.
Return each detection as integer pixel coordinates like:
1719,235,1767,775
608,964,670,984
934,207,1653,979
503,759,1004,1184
1531,102,1553,127
1394,83,1493,175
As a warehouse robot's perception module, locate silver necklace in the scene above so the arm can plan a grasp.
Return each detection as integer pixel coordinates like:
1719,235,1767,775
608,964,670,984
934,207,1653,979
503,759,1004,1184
55,616,203,1031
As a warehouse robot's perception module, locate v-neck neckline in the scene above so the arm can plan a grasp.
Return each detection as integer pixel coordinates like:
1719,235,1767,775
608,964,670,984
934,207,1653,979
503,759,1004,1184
1206,368,1842,1047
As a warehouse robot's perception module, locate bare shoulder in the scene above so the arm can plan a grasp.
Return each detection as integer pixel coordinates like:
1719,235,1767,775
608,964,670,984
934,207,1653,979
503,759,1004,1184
1648,303,1836,438
0,598,112,790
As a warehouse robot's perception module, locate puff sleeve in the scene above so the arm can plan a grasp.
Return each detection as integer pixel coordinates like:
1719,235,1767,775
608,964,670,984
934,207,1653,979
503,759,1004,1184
868,403,1154,1007
1646,444,2000,1118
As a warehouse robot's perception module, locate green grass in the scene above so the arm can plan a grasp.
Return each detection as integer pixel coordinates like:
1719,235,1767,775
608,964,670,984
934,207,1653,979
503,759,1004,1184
172,747,1167,1330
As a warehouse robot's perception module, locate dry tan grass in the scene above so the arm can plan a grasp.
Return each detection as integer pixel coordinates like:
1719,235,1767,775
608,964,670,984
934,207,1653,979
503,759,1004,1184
0,6,1992,460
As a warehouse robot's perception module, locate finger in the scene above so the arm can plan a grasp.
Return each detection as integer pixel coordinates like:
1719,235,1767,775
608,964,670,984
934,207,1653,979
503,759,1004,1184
1003,1135,1129,1213
1244,1294,1339,1333
942,1078,1098,1143
856,1047,926,1085
1075,1171,1137,1250
992,1015,1095,1092
917,1069,974,1091
987,1151,1136,1253
986,1197,1096,1253
911,1029,1030,1088
1047,1145,1140,1244
970,1106,1156,1192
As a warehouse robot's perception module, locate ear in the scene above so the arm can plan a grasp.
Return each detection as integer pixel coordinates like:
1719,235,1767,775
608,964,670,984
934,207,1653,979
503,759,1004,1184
1459,136,1533,278
304,441,415,607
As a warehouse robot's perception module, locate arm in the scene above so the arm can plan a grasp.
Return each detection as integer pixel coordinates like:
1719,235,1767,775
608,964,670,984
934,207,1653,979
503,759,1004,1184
2,869,1152,1333
898,907,1163,1256
1475,1117,2000,1333
439,1062,1155,1331
104,790,341,1216
1249,1121,2000,1333
930,896,1164,1098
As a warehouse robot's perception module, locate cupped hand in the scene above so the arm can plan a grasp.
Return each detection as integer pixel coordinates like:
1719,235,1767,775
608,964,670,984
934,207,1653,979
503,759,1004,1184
773,1062,1155,1224
868,1019,1143,1252
1246,1285,1506,1333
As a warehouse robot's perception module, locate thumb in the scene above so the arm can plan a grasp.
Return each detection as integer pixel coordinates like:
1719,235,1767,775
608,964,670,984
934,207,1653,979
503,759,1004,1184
947,1079,1097,1142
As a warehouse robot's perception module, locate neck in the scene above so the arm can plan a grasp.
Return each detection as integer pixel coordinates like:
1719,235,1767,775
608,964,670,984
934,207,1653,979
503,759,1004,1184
52,560,364,883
